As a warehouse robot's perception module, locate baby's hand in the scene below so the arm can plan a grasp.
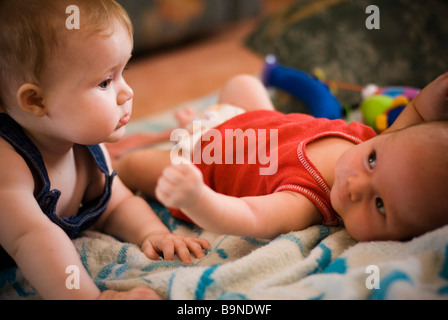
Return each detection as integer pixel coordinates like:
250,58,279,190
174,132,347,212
155,157,204,210
414,71,448,121
141,231,210,264
98,286,163,300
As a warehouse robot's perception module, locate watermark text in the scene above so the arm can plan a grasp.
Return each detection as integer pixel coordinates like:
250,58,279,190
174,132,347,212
65,265,80,290
365,5,380,30
365,264,380,289
66,5,80,30
170,121,279,175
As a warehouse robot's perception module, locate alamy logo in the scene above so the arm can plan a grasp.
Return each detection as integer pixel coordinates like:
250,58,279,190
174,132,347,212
365,5,380,30
365,265,380,289
66,5,80,30
170,120,279,175
65,265,80,290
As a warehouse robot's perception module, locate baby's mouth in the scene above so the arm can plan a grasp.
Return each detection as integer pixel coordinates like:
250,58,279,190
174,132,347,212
117,114,131,128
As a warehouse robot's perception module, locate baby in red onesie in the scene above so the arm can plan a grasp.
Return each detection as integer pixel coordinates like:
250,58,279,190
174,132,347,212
115,73,448,242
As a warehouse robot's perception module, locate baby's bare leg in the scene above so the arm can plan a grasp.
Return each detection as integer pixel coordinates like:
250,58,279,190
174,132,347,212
173,75,275,127
114,148,171,198
218,74,275,111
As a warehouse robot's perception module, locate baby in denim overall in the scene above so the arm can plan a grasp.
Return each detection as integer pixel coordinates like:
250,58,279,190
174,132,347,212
0,0,208,300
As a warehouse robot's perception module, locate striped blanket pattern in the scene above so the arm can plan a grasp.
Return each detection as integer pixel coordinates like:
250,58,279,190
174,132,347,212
1,200,448,300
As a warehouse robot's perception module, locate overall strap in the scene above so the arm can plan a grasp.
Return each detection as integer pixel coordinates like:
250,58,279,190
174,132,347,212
0,113,51,200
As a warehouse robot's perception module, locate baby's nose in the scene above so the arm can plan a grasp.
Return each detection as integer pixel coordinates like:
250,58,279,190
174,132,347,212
118,82,134,105
347,175,370,202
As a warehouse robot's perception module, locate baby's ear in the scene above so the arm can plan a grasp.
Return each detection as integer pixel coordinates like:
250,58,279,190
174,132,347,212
16,83,46,117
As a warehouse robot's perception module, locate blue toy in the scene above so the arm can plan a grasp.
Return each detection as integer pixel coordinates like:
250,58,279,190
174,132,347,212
262,55,343,120
261,55,421,131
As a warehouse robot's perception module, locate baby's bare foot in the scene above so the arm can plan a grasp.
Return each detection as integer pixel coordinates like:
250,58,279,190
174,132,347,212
174,107,197,128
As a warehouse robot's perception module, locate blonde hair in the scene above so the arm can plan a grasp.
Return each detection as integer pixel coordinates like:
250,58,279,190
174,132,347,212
0,0,133,109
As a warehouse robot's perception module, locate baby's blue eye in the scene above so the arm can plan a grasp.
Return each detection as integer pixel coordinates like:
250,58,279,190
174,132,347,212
376,197,386,215
368,151,376,168
99,78,112,89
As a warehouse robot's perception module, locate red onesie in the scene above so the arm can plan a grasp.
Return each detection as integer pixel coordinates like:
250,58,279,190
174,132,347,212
170,110,376,226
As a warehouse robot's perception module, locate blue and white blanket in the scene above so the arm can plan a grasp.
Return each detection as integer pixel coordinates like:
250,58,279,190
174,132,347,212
1,96,448,300
1,200,448,300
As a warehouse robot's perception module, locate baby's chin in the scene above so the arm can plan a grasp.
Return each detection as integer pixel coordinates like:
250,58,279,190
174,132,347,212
343,225,374,242
105,127,126,143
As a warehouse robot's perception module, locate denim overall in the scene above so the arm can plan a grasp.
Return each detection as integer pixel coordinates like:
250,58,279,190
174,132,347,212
0,113,116,269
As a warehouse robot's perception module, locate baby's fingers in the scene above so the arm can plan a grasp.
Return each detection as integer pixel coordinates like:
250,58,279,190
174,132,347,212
171,154,192,165
160,239,175,261
161,165,185,184
174,238,210,264
142,241,162,261
160,237,209,264
187,238,210,258
155,179,179,208
172,241,192,265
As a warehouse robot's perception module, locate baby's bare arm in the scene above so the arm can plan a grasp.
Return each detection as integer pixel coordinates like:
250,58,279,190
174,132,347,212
191,189,322,239
96,145,209,264
0,144,101,299
156,161,321,239
0,141,166,300
385,72,448,133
